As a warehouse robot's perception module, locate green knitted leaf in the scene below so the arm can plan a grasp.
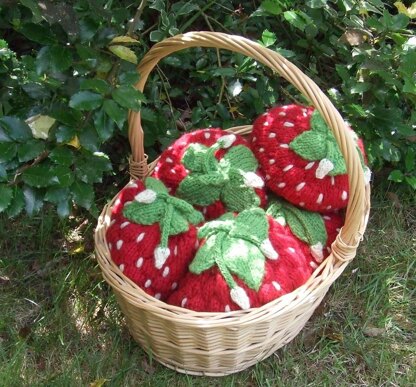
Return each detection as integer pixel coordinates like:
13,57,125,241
222,145,258,172
189,234,219,274
269,200,327,246
182,143,212,172
145,177,168,194
233,208,269,242
197,215,234,239
222,238,265,291
169,208,193,235
123,198,165,225
289,110,347,177
177,174,223,206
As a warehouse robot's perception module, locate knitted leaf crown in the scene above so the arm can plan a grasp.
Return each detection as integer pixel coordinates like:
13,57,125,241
176,134,264,212
189,208,279,309
123,177,204,268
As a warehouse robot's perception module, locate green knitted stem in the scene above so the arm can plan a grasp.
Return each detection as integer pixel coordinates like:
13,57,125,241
177,141,261,210
267,199,327,247
289,110,347,176
123,177,204,242
189,208,271,291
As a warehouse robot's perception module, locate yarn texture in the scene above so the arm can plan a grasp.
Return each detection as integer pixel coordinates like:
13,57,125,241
153,128,267,219
250,104,369,212
167,208,313,312
106,178,202,300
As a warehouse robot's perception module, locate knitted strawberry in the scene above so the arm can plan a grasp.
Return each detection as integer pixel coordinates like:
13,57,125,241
250,105,371,212
167,208,312,312
106,177,204,300
153,129,267,220
266,198,345,268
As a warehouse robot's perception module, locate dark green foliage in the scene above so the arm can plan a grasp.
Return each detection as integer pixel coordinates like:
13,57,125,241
0,0,414,217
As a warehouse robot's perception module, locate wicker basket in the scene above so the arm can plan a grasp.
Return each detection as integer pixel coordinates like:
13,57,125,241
94,31,371,376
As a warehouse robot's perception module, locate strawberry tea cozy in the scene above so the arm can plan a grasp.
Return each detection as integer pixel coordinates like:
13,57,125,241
250,105,371,212
153,128,267,220
167,208,313,312
266,198,345,267
106,177,204,300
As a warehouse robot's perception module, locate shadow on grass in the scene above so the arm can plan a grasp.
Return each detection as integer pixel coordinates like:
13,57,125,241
0,190,415,386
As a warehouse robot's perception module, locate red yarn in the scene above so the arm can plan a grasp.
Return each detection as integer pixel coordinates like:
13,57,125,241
153,128,267,219
250,105,367,212
166,217,313,312
106,180,198,300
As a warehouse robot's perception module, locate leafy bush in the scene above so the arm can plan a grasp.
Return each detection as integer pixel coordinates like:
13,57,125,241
0,0,415,217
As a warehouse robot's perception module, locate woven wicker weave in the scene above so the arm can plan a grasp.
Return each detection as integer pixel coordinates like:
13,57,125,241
94,31,371,376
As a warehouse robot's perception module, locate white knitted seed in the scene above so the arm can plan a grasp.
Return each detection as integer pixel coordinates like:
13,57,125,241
283,122,294,127
224,305,231,312
316,193,324,204
288,247,296,253
166,157,173,163
174,245,178,256
269,159,275,165
331,176,335,186
310,261,318,269
263,121,269,126
278,182,286,188
268,132,276,138
136,257,144,268
272,281,281,291
305,161,315,170
154,293,161,300
276,216,286,226
171,169,176,174
260,239,279,260
311,242,324,262
119,264,125,272
204,132,211,139
299,202,305,207
265,174,271,180
218,134,236,148
296,182,306,191
181,297,187,308
242,171,264,188
283,164,293,172
280,144,289,148
341,191,348,201
259,148,264,152
278,111,286,116
326,205,332,210
171,282,178,290
116,240,123,250
135,189,157,203
252,136,257,142
162,266,170,277
144,279,152,288
230,286,250,310
127,182,138,189
323,215,331,220
315,158,334,179
120,221,130,229
136,232,145,243
114,198,121,207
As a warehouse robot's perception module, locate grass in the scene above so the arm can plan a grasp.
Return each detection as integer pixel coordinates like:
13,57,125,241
0,186,415,386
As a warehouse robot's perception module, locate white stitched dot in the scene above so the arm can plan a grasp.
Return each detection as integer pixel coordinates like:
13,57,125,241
202,207,207,214
331,176,335,186
136,257,144,268
316,193,324,204
278,111,286,116
283,164,293,172
264,121,269,126
168,146,173,150
268,132,276,138
284,122,294,127
154,293,161,300
225,305,231,312
278,182,286,188
305,161,315,170
114,198,121,206
116,240,123,250
288,247,296,253
299,202,305,207
323,215,331,220
296,182,306,191
195,240,199,249
171,169,176,174
204,132,210,139
162,266,170,277
171,282,178,290
269,159,275,165
265,174,271,180
326,205,332,210
342,191,348,200
280,144,289,148
336,228,341,233
144,279,152,288
181,298,187,307
310,261,318,269
136,232,145,243
252,136,256,142
259,148,264,152
128,182,138,188
120,221,130,229
262,112,268,117
154,166,159,172
302,108,308,113
174,245,178,255
119,264,125,272
166,157,173,163
272,281,281,291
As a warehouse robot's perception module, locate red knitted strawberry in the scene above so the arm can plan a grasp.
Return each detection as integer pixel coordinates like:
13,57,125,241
153,129,267,220
250,105,371,212
106,177,204,300
266,198,345,268
167,208,312,312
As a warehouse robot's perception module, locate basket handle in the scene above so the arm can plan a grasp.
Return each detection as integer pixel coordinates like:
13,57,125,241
128,31,368,248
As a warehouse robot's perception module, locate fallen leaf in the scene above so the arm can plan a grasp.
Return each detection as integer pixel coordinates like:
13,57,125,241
363,326,385,337
108,45,138,64
339,29,371,46
109,36,140,45
89,378,108,387
67,135,81,149
25,115,56,139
